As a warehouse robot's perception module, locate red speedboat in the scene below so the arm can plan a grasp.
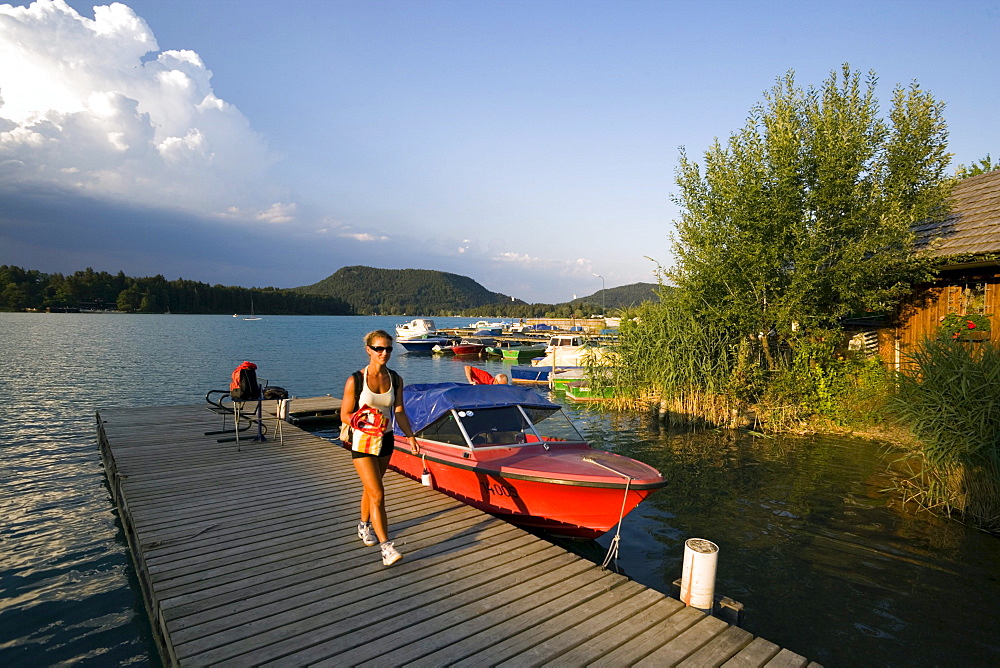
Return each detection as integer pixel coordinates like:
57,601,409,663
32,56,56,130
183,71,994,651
451,338,490,356
381,383,666,539
450,343,485,356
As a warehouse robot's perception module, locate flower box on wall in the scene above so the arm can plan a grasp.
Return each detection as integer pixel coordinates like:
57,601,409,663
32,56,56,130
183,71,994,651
939,312,992,341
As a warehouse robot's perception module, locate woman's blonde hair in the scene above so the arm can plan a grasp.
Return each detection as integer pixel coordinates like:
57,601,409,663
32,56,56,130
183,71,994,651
364,329,393,346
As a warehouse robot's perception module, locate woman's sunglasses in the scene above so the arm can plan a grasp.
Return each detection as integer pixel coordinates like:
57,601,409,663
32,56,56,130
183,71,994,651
368,345,393,353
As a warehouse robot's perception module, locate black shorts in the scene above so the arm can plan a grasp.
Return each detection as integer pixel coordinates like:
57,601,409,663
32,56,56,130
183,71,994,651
350,432,394,459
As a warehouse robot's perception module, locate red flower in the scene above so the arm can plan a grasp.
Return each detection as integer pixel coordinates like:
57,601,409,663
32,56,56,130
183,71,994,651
966,321,976,329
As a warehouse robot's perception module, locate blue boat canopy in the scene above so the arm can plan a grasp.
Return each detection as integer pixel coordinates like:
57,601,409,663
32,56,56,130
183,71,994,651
400,382,559,434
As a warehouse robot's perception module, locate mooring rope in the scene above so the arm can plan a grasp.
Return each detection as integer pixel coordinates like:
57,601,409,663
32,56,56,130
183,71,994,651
583,456,633,570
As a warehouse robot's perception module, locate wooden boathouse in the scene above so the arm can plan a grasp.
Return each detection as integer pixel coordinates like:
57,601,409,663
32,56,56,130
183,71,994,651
875,169,1000,367
96,401,819,666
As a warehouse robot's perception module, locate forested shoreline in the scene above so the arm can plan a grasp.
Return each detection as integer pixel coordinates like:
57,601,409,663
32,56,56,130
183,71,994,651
0,265,658,318
0,264,659,317
0,265,353,315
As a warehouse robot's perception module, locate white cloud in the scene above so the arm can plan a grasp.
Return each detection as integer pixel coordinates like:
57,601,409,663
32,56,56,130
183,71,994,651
495,251,543,264
343,232,389,242
493,251,594,276
311,216,389,242
215,201,298,224
0,0,279,217
488,249,613,291
256,202,297,224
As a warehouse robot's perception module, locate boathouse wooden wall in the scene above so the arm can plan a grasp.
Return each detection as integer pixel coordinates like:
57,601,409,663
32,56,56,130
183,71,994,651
878,170,1000,368
886,273,999,363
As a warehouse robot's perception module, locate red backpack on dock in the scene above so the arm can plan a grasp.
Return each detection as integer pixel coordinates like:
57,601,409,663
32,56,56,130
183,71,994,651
229,361,260,401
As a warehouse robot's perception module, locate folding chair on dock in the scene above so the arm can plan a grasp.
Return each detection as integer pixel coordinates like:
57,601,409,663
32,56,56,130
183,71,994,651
204,362,288,450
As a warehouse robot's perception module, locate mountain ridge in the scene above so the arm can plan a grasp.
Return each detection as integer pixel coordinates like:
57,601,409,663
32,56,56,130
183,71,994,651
292,265,660,315
292,265,521,315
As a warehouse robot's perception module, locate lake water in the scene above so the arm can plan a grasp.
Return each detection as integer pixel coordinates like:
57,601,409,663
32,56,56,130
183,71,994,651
1,313,998,666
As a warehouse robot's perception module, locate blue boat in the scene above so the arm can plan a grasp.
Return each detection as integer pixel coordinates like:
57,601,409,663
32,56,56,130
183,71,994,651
510,365,585,384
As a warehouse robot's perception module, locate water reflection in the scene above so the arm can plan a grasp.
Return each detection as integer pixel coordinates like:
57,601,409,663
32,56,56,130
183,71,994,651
547,408,1000,666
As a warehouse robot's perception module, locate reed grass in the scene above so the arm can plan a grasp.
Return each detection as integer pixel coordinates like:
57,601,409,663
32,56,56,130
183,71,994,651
604,294,999,530
607,299,747,428
891,338,1000,532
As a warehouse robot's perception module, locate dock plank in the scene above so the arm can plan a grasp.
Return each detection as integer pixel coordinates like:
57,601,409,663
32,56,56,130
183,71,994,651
765,648,811,667
167,524,535,637
451,580,652,667
96,402,818,667
590,604,704,666
168,520,540,639
634,615,730,666
545,595,687,666
407,571,628,667
494,587,672,668
261,550,589,666
679,625,755,667
723,637,783,667
350,562,615,666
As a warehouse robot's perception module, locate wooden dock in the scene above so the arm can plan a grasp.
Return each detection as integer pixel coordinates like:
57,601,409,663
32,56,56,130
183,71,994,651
276,395,343,425
96,402,818,666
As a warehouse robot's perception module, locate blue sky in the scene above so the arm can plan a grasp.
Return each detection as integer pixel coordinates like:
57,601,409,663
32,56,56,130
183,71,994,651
1,0,998,303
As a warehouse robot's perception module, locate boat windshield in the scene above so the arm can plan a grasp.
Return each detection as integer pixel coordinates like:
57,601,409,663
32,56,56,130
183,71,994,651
436,405,585,447
520,406,586,442
418,411,469,446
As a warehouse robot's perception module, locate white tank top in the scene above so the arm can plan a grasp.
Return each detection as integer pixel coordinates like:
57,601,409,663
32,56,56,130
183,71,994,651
358,366,394,433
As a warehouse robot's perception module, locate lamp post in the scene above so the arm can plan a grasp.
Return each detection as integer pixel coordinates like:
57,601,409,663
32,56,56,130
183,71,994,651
593,273,605,318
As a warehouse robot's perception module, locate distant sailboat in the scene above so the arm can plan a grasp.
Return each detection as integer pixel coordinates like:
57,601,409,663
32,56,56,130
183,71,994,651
243,297,261,321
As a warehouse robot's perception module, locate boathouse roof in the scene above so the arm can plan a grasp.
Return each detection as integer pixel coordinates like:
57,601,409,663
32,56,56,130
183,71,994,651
914,169,1000,258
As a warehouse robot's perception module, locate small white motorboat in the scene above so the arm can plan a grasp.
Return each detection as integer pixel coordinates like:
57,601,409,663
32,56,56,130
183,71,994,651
396,318,437,340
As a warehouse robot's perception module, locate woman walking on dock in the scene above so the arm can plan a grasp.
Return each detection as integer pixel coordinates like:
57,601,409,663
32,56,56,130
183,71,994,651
341,329,420,566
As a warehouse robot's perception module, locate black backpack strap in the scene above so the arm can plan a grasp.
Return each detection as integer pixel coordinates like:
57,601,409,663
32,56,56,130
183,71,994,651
388,368,402,433
351,370,363,409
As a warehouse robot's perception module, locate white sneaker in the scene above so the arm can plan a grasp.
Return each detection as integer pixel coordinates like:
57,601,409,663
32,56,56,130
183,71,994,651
380,540,403,566
358,521,377,547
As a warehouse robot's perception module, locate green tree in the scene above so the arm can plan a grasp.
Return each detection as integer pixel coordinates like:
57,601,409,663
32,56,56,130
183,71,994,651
671,65,949,345
2,282,30,310
117,285,141,312
608,66,953,426
955,154,999,179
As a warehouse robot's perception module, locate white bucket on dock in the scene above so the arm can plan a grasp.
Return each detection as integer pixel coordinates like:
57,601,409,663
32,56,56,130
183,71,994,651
277,398,291,420
680,538,718,613
421,454,434,488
